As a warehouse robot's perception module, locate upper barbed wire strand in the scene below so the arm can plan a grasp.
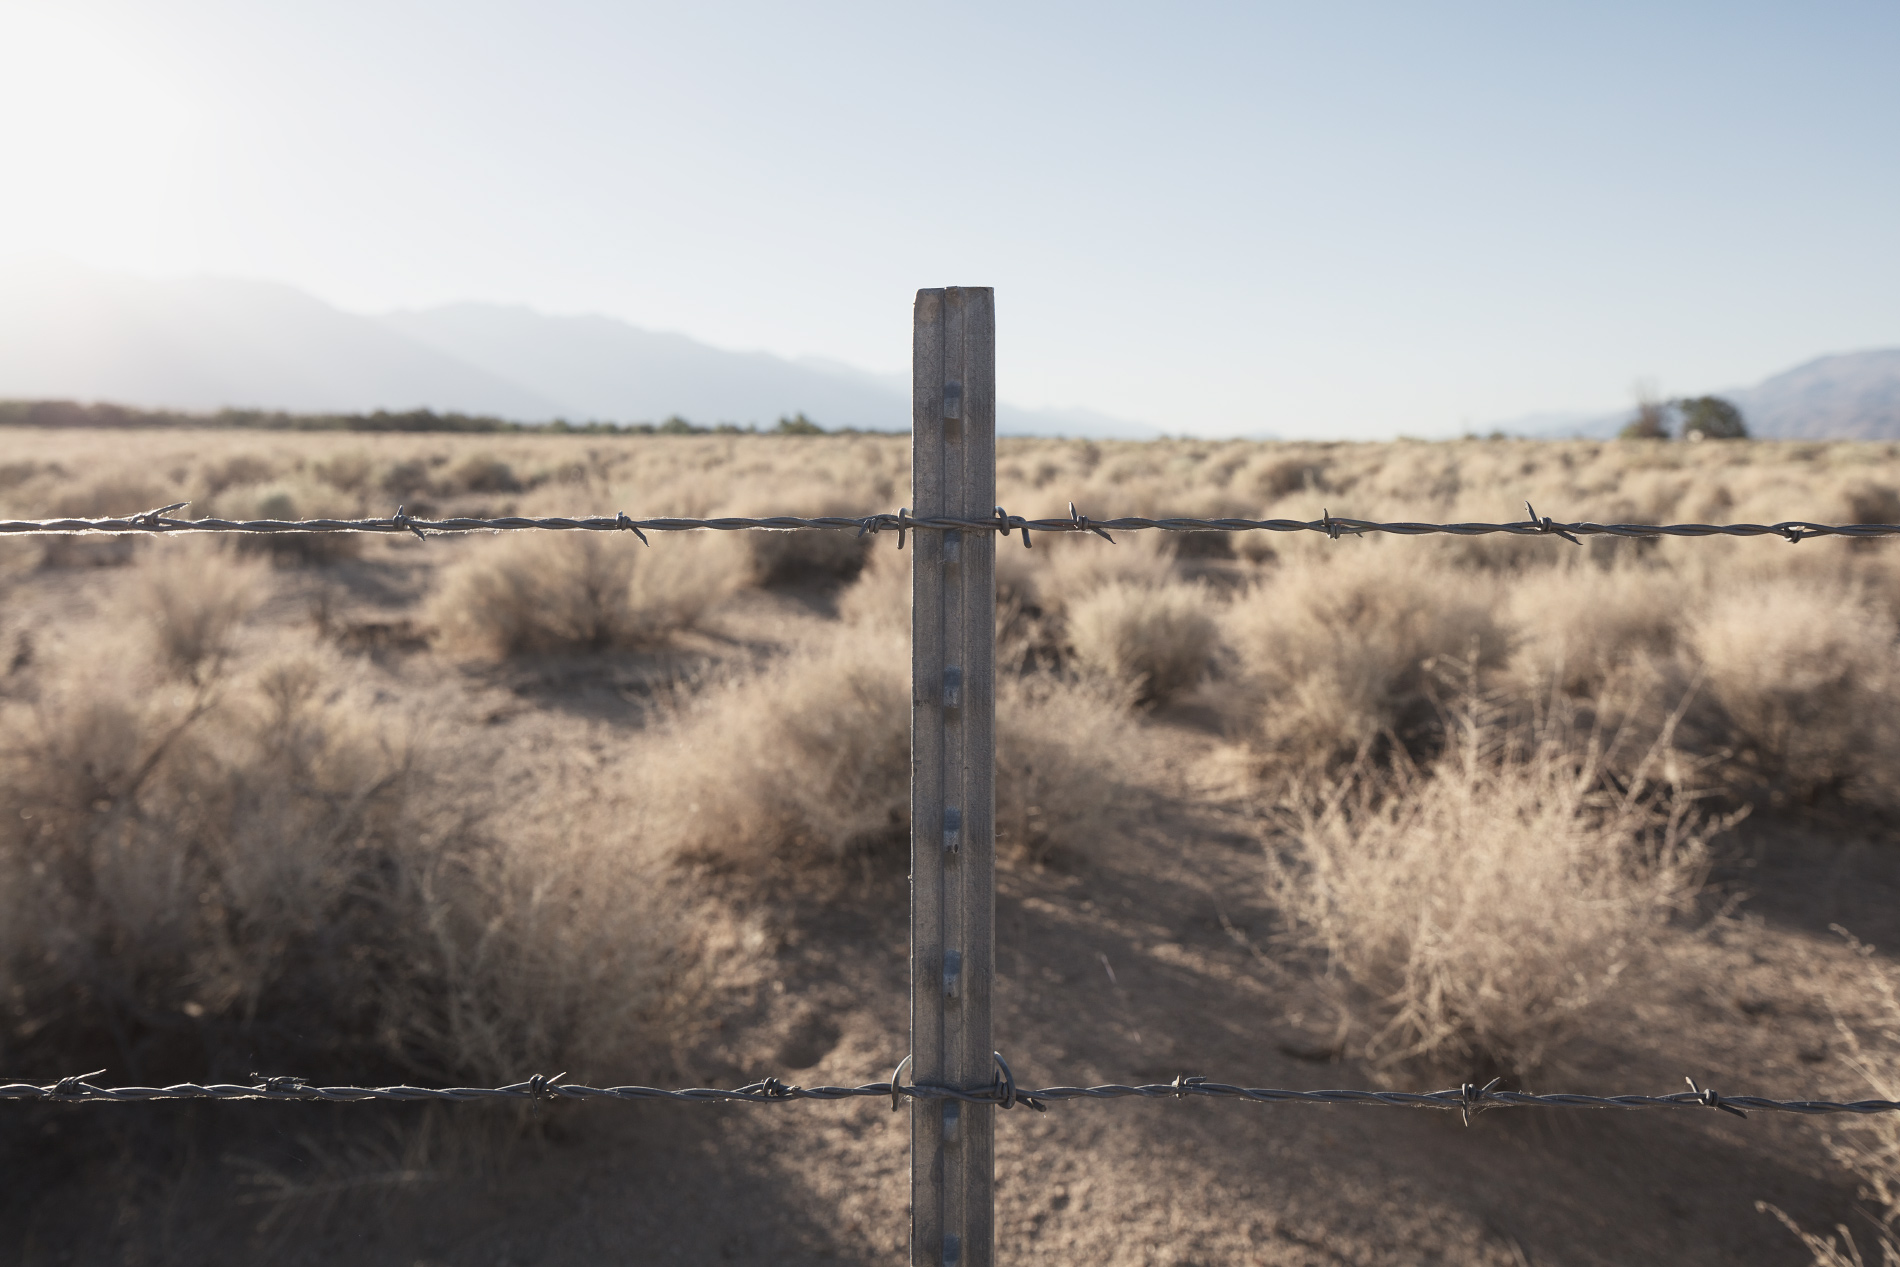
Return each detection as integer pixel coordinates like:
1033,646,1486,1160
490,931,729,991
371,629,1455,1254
4,1073,1898,1118
1,505,1896,543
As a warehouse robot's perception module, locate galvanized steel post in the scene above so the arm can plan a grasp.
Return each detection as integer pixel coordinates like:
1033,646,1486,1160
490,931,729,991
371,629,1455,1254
910,287,997,1267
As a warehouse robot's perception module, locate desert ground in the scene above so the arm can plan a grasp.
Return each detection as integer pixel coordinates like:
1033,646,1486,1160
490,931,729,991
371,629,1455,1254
5,427,1900,1265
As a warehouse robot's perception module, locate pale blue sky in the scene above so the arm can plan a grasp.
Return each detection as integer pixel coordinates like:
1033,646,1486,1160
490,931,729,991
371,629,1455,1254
2,1,1895,437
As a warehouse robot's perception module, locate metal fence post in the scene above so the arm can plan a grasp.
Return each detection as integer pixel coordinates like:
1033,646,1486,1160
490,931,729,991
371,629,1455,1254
911,286,997,1267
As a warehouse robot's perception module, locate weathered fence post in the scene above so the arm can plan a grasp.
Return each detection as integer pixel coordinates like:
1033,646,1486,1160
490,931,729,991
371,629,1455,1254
911,286,997,1266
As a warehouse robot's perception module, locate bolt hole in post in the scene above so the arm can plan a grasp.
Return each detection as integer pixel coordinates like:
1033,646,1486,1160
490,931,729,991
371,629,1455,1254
911,288,997,1267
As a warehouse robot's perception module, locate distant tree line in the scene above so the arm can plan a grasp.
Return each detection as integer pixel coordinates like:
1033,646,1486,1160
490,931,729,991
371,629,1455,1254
0,400,881,436
1620,395,1749,441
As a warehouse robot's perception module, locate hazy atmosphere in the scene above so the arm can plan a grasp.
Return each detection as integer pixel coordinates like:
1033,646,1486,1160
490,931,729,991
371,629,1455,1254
3,2,1899,436
7,4,1900,1267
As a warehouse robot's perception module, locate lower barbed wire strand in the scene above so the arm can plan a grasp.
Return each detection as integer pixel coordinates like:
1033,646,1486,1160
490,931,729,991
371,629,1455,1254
2,507,1899,542
6,1075,1899,1117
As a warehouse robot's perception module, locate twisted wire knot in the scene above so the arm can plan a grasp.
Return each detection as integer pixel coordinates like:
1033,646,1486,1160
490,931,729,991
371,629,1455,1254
51,1070,106,1098
743,1076,798,1100
389,505,426,541
130,502,189,529
1524,501,1580,545
1068,502,1114,543
1458,1077,1502,1126
889,1054,913,1112
993,506,1032,548
1687,1076,1747,1118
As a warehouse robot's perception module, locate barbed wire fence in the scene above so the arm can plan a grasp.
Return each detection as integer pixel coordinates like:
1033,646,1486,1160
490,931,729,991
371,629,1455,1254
7,497,1897,1230
6,502,1899,544
7,1070,1900,1123
7,289,1899,1263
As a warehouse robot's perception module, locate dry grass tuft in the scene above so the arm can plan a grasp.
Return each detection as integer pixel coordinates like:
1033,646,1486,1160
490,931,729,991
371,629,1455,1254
431,533,741,656
1264,687,1711,1077
1066,579,1219,707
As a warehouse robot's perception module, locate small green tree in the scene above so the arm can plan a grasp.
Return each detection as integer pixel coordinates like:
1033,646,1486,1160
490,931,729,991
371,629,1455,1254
1677,396,1748,441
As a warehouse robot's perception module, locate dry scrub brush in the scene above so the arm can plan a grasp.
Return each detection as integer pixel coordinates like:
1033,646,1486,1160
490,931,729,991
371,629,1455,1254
1225,544,1506,767
1066,579,1219,707
1688,577,1900,809
430,532,743,657
138,542,267,678
652,637,914,865
0,553,673,1084
1263,684,1713,1078
644,632,1145,872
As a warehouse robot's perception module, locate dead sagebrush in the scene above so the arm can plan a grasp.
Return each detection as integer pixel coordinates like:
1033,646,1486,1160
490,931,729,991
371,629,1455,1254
1688,578,1900,807
709,473,890,588
836,540,909,631
1225,547,1505,767
0,641,670,1085
1066,579,1219,707
1018,531,1176,615
199,452,280,496
311,449,375,494
431,533,741,657
136,542,268,679
39,474,172,567
0,648,465,1079
1504,560,1683,696
649,637,1143,870
653,637,912,866
207,476,364,564
442,452,523,496
1264,687,1711,1078
996,675,1145,865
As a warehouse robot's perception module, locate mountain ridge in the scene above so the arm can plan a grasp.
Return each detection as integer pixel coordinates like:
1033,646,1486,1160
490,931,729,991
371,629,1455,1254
0,260,1160,438
1492,349,1900,440
6,259,1897,441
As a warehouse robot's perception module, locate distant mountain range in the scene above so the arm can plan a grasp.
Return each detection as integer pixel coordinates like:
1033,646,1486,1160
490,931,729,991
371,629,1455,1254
1727,350,1900,440
1493,350,1900,441
5,259,1898,441
0,259,1158,438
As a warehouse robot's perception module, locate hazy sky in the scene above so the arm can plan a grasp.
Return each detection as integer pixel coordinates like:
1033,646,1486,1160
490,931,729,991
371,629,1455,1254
2,1,1896,437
